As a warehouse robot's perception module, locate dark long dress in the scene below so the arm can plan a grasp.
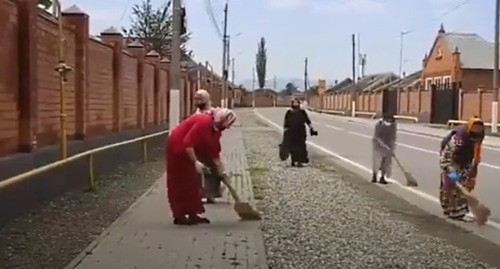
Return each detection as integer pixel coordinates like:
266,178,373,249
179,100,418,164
283,108,311,164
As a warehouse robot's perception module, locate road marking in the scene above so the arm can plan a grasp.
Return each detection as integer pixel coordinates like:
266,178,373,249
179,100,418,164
325,125,344,131
254,110,500,230
346,131,500,170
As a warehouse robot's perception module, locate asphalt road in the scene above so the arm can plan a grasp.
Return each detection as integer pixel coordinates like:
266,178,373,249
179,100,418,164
255,107,500,225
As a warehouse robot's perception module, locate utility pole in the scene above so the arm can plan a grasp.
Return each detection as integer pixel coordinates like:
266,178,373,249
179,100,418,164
357,33,362,80
252,67,256,107
493,0,500,133
304,57,308,104
351,34,356,117
231,57,235,83
221,2,229,108
273,75,277,90
169,0,182,129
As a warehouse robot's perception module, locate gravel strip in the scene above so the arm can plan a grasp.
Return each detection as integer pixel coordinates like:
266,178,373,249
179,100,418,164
0,159,164,269
238,110,499,269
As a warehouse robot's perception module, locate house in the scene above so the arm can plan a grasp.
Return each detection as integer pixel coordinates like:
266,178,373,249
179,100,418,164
422,24,496,92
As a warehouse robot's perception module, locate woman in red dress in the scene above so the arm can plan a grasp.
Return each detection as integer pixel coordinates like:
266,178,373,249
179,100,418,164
166,108,236,225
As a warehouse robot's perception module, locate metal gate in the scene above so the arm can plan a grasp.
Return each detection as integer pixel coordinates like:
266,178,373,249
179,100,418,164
430,83,459,124
382,89,397,116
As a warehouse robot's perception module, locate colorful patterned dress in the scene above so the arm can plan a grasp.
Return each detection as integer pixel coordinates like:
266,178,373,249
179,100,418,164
439,133,477,220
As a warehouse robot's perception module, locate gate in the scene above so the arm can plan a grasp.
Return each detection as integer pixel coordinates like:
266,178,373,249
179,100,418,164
382,89,397,116
430,83,459,124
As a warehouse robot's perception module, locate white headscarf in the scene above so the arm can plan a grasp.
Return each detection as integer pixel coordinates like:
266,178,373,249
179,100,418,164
212,108,236,129
194,89,212,114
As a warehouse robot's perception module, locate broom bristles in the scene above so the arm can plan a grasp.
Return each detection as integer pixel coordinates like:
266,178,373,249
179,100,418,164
456,183,490,226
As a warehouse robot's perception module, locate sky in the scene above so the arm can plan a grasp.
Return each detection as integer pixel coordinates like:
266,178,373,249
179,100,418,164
62,0,492,87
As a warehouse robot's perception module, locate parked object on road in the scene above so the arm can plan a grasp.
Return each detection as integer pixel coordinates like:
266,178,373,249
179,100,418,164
283,98,315,167
221,174,261,220
439,117,485,222
371,114,397,184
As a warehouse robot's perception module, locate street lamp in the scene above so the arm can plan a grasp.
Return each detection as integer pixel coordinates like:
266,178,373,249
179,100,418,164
399,30,412,78
492,0,499,133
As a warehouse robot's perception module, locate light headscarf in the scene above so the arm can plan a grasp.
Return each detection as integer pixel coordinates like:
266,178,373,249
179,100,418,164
194,89,212,114
212,108,236,130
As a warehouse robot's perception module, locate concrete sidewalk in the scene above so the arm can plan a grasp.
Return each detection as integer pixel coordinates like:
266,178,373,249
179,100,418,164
65,125,268,269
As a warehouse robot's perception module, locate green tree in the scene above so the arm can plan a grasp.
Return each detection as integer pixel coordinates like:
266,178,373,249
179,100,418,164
283,82,297,95
38,0,51,9
123,0,192,58
255,37,267,89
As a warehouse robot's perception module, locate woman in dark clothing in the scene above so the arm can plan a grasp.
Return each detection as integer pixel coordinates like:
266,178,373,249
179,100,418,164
283,98,314,167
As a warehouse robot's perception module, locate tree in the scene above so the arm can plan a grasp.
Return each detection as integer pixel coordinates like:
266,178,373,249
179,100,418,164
281,82,298,95
123,0,192,58
38,0,51,9
255,37,267,89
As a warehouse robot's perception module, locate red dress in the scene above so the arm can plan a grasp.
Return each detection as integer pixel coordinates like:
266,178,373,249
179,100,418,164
166,114,220,218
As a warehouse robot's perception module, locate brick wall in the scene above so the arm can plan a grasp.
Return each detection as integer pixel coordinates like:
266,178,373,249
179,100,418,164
0,0,196,158
0,0,19,156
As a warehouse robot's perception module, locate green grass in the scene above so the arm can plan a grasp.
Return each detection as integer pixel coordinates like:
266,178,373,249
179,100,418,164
248,166,269,200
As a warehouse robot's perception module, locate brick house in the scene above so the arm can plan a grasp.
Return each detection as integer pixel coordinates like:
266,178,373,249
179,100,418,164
422,24,499,122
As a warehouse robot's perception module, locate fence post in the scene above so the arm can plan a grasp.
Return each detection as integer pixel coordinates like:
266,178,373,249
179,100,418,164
146,50,161,125
62,6,89,139
88,154,96,190
101,27,123,132
127,41,146,129
477,87,484,119
18,0,39,153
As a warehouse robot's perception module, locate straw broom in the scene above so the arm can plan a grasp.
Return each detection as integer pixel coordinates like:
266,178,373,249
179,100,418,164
376,138,418,187
220,174,261,220
454,182,490,226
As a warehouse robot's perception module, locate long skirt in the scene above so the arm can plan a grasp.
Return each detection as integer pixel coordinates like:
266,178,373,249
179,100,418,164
372,146,393,177
166,145,204,219
285,130,308,163
439,170,473,219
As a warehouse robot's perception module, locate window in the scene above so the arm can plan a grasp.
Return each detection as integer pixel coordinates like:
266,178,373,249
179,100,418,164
443,76,451,87
433,77,442,88
425,78,433,90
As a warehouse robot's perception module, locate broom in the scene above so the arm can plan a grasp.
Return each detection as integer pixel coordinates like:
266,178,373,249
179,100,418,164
220,174,261,220
376,138,418,187
454,182,490,226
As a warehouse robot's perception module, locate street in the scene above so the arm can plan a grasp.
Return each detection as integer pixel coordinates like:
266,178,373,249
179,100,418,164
255,107,500,227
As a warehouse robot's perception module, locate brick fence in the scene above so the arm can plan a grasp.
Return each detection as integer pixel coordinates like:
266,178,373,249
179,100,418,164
308,87,499,123
0,0,199,159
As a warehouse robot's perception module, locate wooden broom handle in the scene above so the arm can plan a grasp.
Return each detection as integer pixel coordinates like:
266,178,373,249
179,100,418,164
221,174,242,203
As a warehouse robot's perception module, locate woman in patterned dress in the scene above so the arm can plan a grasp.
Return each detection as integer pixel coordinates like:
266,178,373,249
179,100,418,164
439,117,484,221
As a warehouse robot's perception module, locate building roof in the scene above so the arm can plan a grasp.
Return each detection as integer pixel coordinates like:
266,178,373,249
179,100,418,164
375,70,422,92
325,78,353,93
338,72,397,92
443,32,495,70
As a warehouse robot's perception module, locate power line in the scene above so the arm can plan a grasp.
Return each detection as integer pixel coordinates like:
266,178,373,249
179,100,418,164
120,0,137,23
405,0,472,34
204,0,223,38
